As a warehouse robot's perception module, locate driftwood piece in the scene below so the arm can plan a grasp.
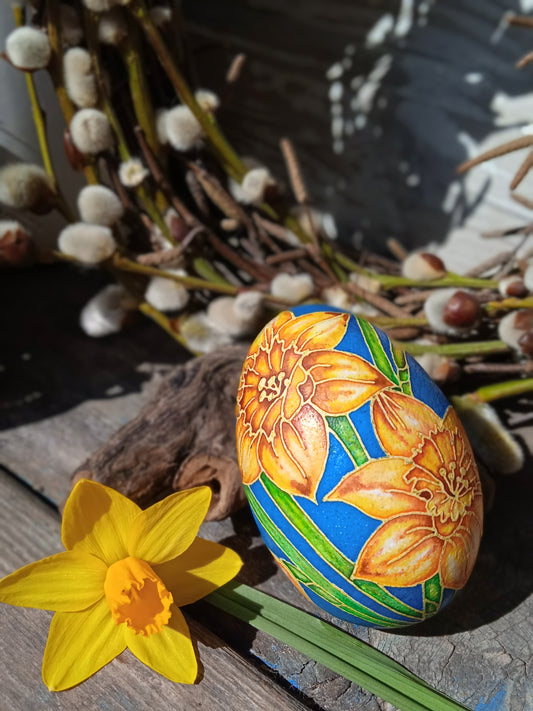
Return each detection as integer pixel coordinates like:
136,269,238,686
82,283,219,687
72,345,249,520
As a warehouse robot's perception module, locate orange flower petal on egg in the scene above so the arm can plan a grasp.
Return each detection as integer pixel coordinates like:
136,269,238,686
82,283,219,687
353,513,442,587
304,350,394,415
439,513,483,589
372,389,440,457
278,311,350,351
236,416,262,485
259,404,329,499
325,458,426,519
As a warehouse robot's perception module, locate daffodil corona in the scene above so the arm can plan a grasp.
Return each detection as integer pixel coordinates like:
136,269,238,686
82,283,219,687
0,480,242,691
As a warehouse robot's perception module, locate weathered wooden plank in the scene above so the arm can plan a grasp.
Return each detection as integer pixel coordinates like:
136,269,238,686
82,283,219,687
1,263,532,710
0,469,311,711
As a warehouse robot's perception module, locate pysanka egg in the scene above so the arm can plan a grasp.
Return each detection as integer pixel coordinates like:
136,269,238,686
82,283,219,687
236,307,483,628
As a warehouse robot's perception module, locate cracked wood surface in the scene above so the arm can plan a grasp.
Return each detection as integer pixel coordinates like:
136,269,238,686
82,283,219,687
1,264,532,710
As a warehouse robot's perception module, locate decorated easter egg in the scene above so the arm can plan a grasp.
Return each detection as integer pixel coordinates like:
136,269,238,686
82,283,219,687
236,307,483,628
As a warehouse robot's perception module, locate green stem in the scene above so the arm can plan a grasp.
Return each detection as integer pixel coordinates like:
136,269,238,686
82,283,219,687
259,473,423,621
391,345,412,396
207,583,470,711
485,296,533,311
326,415,368,466
423,574,443,618
463,378,533,403
138,302,188,347
394,340,510,359
334,253,497,290
121,20,160,154
357,317,400,384
114,255,238,294
130,0,246,178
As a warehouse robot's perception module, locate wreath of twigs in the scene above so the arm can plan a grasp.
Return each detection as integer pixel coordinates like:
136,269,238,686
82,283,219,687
3,4,533,491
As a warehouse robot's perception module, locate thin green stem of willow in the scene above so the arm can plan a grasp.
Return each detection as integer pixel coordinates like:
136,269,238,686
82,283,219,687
130,0,245,178
122,19,160,155
83,9,172,243
138,302,188,347
129,0,320,251
485,296,533,312
465,378,533,403
46,0,99,186
13,6,76,221
334,253,497,290
394,339,510,359
113,254,238,294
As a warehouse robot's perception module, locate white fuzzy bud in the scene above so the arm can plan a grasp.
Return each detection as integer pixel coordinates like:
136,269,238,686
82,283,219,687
321,285,351,310
69,109,114,154
414,352,453,384
145,270,189,312
155,109,169,145
235,168,273,205
80,284,129,337
498,274,528,298
424,288,479,336
58,223,116,264
401,252,446,280
64,48,98,108
207,291,263,337
60,4,83,46
0,163,55,210
270,272,314,304
77,185,124,226
165,105,204,151
0,220,34,266
180,311,233,354
82,0,115,12
452,395,524,475
498,309,533,355
118,157,149,187
5,27,51,70
194,89,220,113
292,206,338,241
349,271,381,294
149,6,172,26
97,8,127,44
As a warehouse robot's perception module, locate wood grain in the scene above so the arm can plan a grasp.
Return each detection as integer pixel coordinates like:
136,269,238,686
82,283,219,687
0,469,310,711
2,264,532,710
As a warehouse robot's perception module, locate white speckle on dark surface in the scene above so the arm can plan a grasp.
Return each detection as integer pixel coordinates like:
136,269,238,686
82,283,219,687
465,72,483,84
365,14,394,48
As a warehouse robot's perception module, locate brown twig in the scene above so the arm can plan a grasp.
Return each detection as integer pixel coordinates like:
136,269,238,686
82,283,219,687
457,135,533,174
463,361,533,375
465,251,514,277
266,249,308,265
226,53,247,83
280,138,309,205
386,237,409,262
510,148,533,190
516,49,533,69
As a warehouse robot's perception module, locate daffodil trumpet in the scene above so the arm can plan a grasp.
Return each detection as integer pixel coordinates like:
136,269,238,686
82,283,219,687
0,480,242,691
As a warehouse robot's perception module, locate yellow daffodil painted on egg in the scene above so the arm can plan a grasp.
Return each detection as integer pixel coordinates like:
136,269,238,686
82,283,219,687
0,480,242,691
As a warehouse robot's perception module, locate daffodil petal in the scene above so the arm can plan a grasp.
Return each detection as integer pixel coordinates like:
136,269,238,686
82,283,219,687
62,479,141,565
42,599,126,691
154,538,242,607
325,458,426,519
0,550,106,611
304,350,393,414
372,390,440,457
353,514,441,587
129,487,212,564
124,604,198,684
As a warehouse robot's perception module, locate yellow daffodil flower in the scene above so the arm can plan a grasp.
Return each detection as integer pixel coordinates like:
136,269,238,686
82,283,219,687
0,479,242,691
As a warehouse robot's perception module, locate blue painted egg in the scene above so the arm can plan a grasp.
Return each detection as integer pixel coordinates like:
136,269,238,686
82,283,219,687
236,307,483,628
